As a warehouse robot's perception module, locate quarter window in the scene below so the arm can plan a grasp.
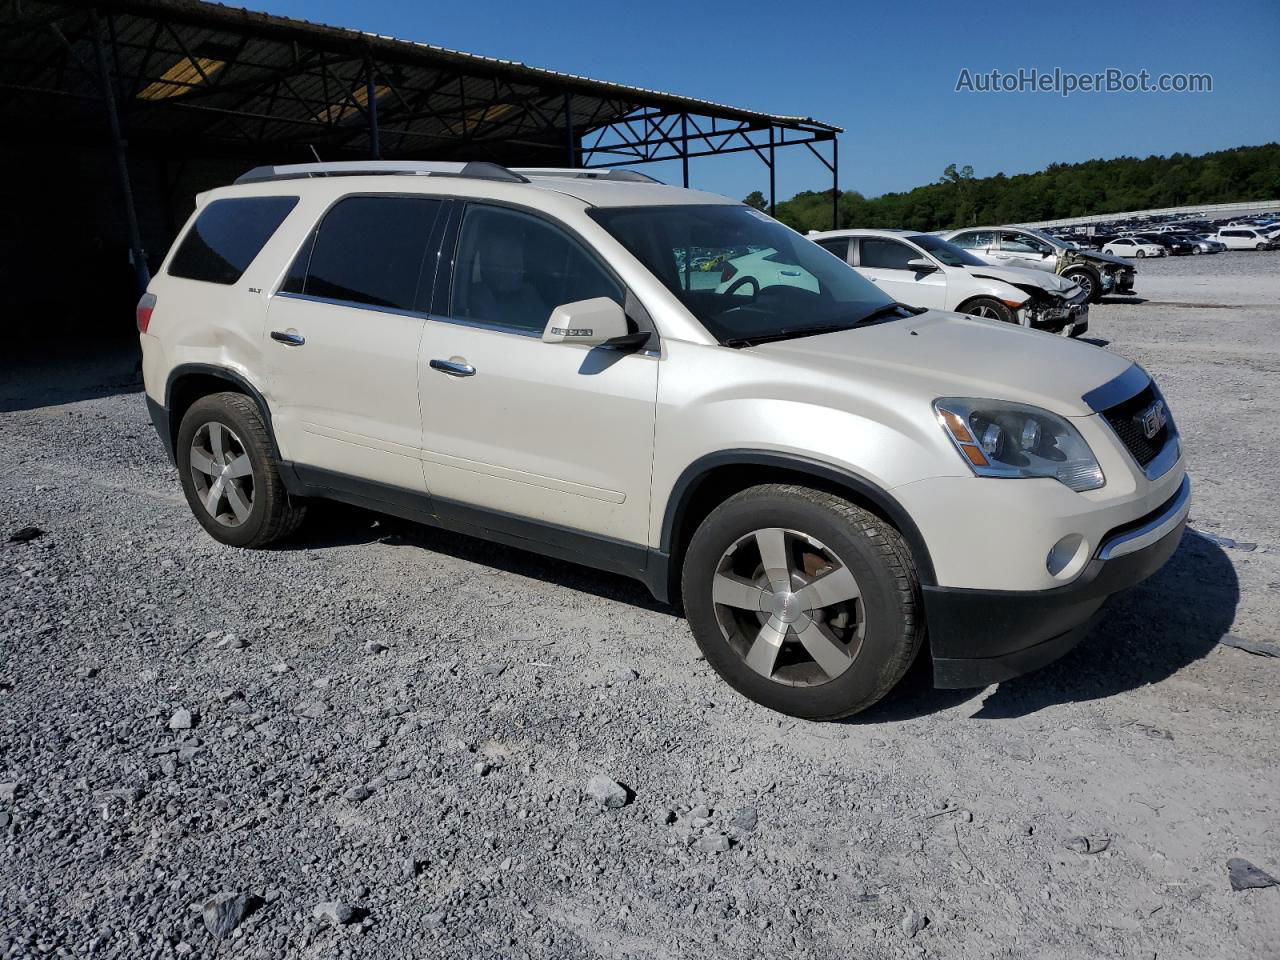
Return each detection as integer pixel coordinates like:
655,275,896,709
168,196,298,284
450,204,623,335
286,196,443,311
859,238,917,270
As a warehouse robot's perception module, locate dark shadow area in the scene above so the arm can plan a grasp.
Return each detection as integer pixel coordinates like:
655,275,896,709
971,531,1237,718
280,501,671,613
1079,336,1111,348
0,334,142,413
1099,296,1148,305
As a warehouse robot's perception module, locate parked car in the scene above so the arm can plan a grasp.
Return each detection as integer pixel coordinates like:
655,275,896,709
139,160,1189,719
940,226,1135,303
1178,233,1225,254
805,229,1089,336
1216,227,1279,250
1102,237,1167,258
1126,233,1195,256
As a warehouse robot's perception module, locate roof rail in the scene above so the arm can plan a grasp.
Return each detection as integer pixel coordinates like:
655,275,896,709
234,160,529,185
510,167,662,184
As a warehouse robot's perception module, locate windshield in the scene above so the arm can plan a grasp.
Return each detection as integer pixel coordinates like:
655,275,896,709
908,233,986,267
588,205,894,343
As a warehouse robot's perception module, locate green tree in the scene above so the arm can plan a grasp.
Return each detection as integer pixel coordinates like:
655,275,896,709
743,191,767,211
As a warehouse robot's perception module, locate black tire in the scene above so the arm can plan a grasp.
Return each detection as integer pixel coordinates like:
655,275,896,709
681,484,923,720
1257,243,1267,251
1063,268,1102,303
1191,247,1202,255
958,296,1015,324
1134,249,1145,258
176,392,306,548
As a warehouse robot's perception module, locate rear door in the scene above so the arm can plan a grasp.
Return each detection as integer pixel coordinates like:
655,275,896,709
854,237,946,309
416,202,658,546
266,194,445,493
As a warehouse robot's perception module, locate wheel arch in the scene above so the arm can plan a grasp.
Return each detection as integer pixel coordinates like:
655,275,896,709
658,450,938,602
164,364,281,462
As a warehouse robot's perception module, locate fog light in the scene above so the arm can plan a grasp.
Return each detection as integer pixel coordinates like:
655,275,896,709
1046,534,1089,580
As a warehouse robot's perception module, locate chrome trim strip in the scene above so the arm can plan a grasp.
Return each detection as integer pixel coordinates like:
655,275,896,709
274,292,430,323
1097,476,1191,560
1143,434,1181,481
1082,363,1151,412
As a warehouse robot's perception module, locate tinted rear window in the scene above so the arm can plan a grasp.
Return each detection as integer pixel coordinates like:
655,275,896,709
168,196,298,284
285,196,443,312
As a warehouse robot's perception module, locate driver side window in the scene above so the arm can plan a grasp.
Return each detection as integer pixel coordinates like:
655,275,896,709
858,238,917,270
450,204,624,335
999,231,1049,255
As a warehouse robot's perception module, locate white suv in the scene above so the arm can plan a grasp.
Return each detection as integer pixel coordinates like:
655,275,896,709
139,161,1190,719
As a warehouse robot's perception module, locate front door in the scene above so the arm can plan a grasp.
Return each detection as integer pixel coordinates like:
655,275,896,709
266,194,445,493
416,202,658,546
854,237,947,310
995,230,1056,272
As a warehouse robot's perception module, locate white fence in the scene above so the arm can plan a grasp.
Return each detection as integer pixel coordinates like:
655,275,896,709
1020,200,1280,230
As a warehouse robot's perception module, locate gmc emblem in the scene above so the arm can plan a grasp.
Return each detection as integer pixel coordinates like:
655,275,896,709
1137,400,1167,440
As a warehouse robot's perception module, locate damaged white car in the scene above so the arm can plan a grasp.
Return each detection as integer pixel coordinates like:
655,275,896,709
807,229,1090,337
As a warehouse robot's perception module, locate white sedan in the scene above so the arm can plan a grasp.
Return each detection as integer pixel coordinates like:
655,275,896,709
1102,237,1167,258
803,229,1090,335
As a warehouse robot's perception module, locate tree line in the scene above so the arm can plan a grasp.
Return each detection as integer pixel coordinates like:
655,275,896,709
744,143,1280,234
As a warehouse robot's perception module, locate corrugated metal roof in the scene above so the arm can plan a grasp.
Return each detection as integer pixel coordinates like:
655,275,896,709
0,0,839,160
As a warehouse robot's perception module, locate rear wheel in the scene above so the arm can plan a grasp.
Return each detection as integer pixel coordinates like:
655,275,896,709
959,297,1015,325
176,392,306,548
682,484,923,719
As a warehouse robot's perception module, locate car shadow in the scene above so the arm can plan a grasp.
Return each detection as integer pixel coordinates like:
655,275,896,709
1099,296,1147,305
280,502,671,613
849,530,1238,722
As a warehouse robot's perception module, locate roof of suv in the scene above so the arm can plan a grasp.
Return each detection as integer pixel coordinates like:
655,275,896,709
220,162,736,209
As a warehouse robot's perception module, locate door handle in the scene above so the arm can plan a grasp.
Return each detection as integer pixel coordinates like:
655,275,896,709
430,358,476,377
271,330,305,346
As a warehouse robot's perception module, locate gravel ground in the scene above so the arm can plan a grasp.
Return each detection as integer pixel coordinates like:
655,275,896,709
2,251,1278,960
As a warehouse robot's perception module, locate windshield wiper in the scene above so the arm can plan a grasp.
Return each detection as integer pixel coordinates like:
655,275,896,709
722,323,858,348
852,302,920,326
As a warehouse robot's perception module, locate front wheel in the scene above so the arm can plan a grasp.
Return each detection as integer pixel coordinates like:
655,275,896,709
958,297,1016,324
176,392,306,548
1062,269,1098,303
1258,243,1268,251
681,485,923,720
1135,249,1146,258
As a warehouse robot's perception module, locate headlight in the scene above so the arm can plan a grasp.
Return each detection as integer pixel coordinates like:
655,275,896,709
934,398,1105,492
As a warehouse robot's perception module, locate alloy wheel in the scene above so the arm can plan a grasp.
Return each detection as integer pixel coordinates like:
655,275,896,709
711,527,865,687
188,421,255,527
966,304,999,319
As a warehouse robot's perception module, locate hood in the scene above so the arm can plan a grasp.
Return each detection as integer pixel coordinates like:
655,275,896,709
1073,249,1132,268
755,310,1132,418
962,263,1077,297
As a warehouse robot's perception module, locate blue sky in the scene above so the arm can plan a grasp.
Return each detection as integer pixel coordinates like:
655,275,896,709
258,0,1279,202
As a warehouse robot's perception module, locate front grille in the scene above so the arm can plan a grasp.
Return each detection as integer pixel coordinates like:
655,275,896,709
1102,384,1172,468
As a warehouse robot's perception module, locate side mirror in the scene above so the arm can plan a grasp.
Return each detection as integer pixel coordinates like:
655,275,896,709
541,297,629,346
906,257,937,272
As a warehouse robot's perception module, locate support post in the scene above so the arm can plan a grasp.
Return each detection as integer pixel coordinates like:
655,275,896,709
681,114,689,188
563,93,576,167
831,135,839,229
768,127,776,216
365,57,381,159
91,8,149,300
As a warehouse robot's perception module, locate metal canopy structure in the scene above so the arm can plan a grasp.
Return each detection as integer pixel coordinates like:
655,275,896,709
0,1,841,276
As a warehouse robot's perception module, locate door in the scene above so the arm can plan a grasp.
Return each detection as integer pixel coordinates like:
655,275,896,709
854,237,947,309
948,229,998,266
266,194,445,492
417,203,658,546
995,230,1056,271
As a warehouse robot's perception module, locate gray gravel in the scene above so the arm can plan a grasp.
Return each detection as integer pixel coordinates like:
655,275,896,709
2,251,1279,958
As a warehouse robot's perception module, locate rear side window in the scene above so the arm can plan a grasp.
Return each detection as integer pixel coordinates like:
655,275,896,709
168,196,298,284
815,238,849,262
285,196,443,312
950,230,994,250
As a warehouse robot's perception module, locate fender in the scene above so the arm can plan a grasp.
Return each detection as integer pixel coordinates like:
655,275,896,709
659,449,937,587
161,363,283,461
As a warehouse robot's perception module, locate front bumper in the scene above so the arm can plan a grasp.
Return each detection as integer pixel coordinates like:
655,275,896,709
926,475,1190,688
